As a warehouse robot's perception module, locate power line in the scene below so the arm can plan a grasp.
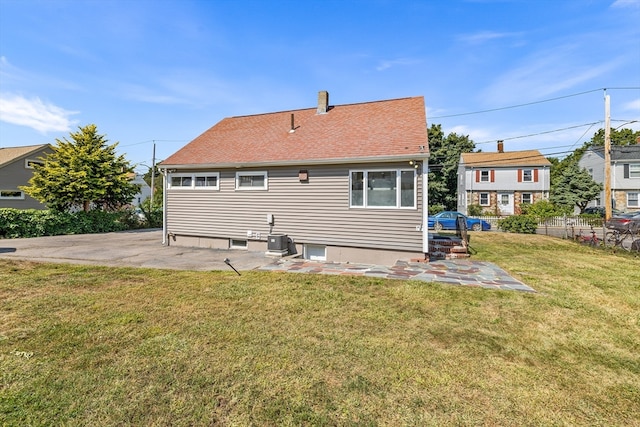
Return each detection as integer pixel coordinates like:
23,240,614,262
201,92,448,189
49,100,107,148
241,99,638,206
430,87,640,119
473,121,603,145
120,139,189,148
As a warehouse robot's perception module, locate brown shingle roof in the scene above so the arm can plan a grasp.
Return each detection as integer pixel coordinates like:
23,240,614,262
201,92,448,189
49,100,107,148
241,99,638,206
161,96,428,168
0,144,50,168
460,150,551,167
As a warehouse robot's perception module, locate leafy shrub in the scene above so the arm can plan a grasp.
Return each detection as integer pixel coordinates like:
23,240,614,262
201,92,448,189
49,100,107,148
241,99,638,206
467,204,483,216
428,204,445,215
0,208,134,238
497,215,538,234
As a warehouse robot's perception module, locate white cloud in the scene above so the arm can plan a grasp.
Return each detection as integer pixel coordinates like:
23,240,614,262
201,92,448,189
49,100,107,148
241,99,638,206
482,46,625,105
621,98,640,112
376,58,422,71
611,0,640,8
0,94,78,133
457,31,522,45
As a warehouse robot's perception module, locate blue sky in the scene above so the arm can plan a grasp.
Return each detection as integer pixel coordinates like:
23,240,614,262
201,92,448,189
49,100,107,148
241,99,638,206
1,0,639,172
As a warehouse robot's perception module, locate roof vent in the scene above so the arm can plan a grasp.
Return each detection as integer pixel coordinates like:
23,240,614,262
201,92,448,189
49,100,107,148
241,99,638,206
317,90,329,114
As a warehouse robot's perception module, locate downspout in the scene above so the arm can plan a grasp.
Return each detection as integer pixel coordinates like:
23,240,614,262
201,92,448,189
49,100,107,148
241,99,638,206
162,169,168,246
422,161,429,256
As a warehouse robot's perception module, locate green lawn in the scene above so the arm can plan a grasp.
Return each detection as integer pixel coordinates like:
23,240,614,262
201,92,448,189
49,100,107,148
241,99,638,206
1,233,639,426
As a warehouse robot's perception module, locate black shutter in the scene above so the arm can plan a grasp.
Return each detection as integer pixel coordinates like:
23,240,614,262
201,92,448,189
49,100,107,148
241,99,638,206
624,164,630,179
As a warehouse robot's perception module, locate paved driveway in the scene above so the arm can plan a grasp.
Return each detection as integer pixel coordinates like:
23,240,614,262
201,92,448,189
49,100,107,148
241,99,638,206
0,229,268,272
0,229,535,291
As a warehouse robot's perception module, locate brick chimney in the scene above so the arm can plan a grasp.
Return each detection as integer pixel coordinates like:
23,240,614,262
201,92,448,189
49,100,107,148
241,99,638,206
317,90,329,114
497,140,504,153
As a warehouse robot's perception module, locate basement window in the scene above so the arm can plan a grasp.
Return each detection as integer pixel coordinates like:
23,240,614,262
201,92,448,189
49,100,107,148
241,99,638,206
304,244,326,261
230,239,248,249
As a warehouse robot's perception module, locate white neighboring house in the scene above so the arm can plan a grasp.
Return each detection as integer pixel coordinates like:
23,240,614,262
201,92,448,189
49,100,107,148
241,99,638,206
578,144,640,212
130,173,152,207
457,142,551,216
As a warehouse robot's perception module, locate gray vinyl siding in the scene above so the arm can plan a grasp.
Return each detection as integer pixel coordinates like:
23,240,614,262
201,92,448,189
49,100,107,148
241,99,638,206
0,150,50,209
166,163,424,252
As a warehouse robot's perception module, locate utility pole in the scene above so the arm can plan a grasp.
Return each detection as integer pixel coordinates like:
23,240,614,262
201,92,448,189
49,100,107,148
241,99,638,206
151,142,156,211
604,93,612,221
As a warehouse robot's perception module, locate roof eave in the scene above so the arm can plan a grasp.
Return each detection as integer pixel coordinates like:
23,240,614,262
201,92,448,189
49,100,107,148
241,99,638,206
159,153,430,170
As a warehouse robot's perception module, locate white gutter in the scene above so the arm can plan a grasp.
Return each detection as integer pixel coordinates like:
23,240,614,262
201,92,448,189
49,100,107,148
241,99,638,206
158,154,427,170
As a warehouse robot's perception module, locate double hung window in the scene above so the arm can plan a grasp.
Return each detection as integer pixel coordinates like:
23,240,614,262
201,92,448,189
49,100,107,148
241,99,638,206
235,172,268,190
628,192,639,207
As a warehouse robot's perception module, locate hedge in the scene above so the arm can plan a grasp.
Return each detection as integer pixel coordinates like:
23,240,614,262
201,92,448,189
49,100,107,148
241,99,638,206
497,215,538,234
0,208,142,239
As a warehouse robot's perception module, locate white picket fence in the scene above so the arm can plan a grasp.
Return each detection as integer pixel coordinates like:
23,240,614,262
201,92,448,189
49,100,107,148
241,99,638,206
474,215,601,229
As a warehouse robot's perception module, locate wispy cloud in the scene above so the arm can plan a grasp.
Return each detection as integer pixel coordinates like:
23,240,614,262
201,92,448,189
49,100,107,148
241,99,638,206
482,46,625,105
611,0,640,9
621,98,640,112
457,31,522,45
0,94,78,133
376,58,422,71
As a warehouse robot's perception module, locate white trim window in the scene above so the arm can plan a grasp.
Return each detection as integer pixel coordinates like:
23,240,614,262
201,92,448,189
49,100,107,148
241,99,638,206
480,170,490,182
479,192,490,206
630,164,640,179
25,159,44,169
0,190,25,199
628,192,639,207
168,172,219,190
350,169,416,208
522,169,533,182
236,171,268,190
521,193,532,204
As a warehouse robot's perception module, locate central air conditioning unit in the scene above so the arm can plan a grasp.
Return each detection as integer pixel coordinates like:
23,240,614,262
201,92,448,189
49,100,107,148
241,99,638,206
267,234,288,256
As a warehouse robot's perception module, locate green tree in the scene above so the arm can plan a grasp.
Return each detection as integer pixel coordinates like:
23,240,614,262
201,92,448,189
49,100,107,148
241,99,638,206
22,124,138,212
427,124,476,210
550,127,639,189
550,161,602,213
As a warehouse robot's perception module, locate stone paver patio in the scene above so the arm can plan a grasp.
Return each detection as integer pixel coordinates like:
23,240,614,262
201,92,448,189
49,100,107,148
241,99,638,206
259,259,535,292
